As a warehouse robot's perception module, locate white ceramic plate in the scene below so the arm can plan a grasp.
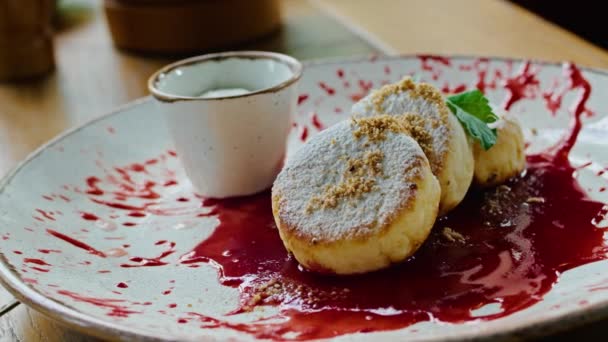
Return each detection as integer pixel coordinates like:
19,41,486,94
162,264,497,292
1,55,607,341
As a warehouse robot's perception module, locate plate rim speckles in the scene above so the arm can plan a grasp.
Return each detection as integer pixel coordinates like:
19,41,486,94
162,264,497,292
1,54,608,341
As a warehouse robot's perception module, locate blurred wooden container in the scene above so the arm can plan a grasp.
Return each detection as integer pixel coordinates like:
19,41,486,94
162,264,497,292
0,0,55,81
103,0,282,54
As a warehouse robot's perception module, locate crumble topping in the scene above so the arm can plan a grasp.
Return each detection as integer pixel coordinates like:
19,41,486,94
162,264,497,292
351,115,406,142
307,150,384,212
243,279,350,311
442,227,466,243
370,78,446,117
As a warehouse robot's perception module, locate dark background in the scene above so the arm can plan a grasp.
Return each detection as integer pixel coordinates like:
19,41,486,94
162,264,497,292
512,0,607,48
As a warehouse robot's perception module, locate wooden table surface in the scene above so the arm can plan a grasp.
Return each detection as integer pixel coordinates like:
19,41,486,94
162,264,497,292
1,0,608,340
315,0,608,68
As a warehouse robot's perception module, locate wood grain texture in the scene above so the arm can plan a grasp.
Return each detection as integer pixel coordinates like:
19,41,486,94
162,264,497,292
313,0,608,68
0,290,15,316
0,306,101,342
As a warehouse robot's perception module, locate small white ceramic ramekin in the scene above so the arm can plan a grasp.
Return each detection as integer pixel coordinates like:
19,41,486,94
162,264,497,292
148,51,302,198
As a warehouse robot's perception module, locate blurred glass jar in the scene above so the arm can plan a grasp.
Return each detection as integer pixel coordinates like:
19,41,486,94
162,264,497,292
0,0,55,81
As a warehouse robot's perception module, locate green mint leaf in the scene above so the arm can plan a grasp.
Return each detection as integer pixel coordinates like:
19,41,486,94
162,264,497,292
447,102,497,150
447,90,499,123
446,90,499,150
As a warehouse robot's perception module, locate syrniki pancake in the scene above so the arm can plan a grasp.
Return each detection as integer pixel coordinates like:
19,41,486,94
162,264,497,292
352,78,474,215
473,108,525,187
272,116,440,275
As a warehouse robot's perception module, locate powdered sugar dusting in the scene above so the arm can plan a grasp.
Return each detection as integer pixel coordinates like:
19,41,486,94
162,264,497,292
351,81,451,174
273,120,428,242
